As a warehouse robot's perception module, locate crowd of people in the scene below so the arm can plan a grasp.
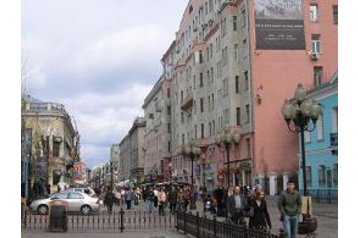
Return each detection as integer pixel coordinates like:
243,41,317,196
98,179,302,238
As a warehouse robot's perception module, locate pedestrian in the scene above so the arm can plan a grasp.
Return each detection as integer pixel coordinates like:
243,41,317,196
246,186,272,231
226,186,247,224
114,188,122,206
125,188,134,210
278,180,302,238
104,189,116,214
169,186,177,214
146,186,155,214
176,187,185,212
158,187,167,216
153,186,159,207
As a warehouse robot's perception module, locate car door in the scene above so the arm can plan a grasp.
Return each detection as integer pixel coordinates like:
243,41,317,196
67,192,84,212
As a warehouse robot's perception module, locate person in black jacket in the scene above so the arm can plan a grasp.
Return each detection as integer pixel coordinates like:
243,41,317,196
246,186,272,231
104,190,116,214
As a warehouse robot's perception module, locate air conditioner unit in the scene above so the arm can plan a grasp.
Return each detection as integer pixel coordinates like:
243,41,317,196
310,52,319,60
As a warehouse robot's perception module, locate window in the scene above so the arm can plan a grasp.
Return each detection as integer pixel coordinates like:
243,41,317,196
208,96,211,112
209,122,212,136
233,16,237,31
167,88,171,98
200,98,204,113
310,4,318,22
222,46,228,66
69,193,83,199
193,75,196,89
53,141,60,157
318,165,326,187
167,105,171,115
333,5,338,24
241,7,246,27
223,78,229,97
243,39,248,55
168,141,171,152
213,120,216,135
311,34,321,53
313,66,323,87
181,90,184,102
244,71,249,90
221,18,227,36
333,164,338,186
181,112,184,123
235,75,239,93
306,166,312,187
200,73,204,87
236,107,241,125
211,67,214,84
234,44,239,62
245,104,250,123
332,107,338,133
194,125,197,139
316,115,324,140
182,134,185,144
199,50,204,63
201,123,205,138
168,123,171,133
211,93,214,110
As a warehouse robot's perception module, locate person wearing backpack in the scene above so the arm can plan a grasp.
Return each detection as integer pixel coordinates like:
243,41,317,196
278,180,302,238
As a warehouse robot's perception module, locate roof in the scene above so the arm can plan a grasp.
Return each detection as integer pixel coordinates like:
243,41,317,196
21,94,44,103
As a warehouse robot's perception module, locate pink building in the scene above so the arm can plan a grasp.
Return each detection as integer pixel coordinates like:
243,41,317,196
156,0,337,194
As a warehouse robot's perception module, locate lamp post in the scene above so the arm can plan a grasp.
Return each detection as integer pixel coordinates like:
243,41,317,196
182,140,202,187
281,84,321,234
281,84,322,196
182,140,202,210
110,161,114,191
215,125,241,188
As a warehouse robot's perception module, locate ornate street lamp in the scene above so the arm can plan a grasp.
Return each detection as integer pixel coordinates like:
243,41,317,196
281,83,322,235
182,140,202,187
281,84,322,196
215,125,241,188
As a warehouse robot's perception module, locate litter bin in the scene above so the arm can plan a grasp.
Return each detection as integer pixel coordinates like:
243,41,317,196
21,197,27,227
47,200,68,232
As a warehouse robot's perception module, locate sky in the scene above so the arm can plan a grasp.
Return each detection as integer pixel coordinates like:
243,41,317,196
21,0,188,169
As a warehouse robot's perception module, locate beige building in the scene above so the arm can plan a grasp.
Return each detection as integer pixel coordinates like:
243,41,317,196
21,95,79,195
119,117,146,182
142,74,172,182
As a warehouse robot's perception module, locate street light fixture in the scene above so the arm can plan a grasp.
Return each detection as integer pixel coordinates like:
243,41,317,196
281,84,322,196
281,83,321,234
182,140,202,187
215,125,241,188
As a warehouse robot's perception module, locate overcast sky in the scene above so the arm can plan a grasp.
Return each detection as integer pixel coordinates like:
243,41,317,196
21,0,188,169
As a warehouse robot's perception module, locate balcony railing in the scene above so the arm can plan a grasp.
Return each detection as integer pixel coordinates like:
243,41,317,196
180,92,194,110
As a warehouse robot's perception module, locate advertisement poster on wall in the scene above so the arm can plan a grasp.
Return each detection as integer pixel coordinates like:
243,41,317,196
254,0,305,50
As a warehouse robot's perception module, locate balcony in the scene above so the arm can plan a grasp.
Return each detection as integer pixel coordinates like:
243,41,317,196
180,92,194,110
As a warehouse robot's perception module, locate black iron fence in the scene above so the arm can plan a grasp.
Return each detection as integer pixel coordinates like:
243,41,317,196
308,188,338,204
176,211,280,238
22,209,175,232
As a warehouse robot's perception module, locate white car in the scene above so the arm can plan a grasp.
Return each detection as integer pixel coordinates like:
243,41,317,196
29,191,101,215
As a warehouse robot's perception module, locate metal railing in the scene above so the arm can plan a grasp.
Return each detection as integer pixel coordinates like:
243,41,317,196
308,188,338,204
176,211,280,238
22,208,176,233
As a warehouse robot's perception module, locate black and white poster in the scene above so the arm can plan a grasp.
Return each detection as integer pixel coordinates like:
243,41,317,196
254,0,305,50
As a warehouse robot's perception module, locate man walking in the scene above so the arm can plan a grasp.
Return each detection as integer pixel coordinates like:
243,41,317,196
278,180,302,238
226,186,247,224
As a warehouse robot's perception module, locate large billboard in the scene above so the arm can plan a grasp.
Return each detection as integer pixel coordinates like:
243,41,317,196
254,0,305,50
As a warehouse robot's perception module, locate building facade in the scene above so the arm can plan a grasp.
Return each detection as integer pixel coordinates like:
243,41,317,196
21,95,79,197
119,117,146,182
110,144,120,184
299,72,338,201
156,0,337,194
142,75,172,182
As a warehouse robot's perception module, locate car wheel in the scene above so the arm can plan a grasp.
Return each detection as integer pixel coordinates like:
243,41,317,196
37,205,49,215
81,205,92,215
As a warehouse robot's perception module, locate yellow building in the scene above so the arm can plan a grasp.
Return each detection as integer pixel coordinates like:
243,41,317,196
21,95,80,197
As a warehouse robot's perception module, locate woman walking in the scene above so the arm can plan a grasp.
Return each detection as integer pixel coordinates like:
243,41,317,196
246,186,272,231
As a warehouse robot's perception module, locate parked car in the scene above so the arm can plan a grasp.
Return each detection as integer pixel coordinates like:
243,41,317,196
29,191,101,215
